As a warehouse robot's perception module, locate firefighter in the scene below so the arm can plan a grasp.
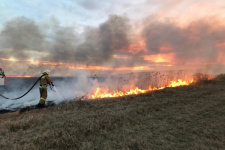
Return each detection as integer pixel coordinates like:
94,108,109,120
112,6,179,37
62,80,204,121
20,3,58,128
37,70,54,108
0,68,5,78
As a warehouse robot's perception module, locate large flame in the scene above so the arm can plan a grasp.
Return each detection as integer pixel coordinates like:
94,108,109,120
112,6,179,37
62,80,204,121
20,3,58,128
89,79,194,99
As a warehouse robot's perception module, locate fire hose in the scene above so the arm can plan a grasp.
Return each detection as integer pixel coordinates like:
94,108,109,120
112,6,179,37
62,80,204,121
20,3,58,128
0,75,55,100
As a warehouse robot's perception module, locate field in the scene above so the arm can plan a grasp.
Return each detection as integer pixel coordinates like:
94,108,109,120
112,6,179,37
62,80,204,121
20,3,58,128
0,77,224,149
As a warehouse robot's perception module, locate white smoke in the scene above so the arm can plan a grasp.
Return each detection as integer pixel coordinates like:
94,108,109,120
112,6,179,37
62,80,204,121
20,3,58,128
0,69,209,111
0,70,99,111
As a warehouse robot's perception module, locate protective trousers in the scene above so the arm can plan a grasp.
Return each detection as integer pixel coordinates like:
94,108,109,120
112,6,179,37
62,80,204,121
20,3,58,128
39,86,47,105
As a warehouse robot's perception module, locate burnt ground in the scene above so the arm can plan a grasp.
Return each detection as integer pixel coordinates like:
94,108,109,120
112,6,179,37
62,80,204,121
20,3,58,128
0,78,224,149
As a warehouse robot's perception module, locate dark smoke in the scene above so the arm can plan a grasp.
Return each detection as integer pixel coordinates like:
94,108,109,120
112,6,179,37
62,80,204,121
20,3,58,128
48,26,77,63
0,17,44,59
1,15,225,75
0,15,132,74
74,15,130,65
46,15,131,65
142,18,225,64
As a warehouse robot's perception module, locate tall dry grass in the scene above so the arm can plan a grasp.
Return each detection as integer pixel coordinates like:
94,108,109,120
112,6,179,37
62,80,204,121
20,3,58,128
0,75,224,149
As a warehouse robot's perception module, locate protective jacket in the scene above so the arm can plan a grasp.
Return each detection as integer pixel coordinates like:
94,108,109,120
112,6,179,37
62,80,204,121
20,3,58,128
40,72,52,86
38,72,53,107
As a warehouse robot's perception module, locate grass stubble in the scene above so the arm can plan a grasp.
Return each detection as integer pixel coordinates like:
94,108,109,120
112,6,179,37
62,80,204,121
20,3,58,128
0,77,224,150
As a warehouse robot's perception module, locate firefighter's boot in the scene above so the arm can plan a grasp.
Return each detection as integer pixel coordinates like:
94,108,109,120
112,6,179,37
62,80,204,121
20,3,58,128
37,99,46,108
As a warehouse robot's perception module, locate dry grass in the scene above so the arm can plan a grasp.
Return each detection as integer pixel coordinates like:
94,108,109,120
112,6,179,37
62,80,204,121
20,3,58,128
0,78,225,149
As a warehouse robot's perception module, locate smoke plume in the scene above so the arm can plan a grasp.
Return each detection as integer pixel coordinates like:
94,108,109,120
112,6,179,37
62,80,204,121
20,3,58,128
0,15,225,75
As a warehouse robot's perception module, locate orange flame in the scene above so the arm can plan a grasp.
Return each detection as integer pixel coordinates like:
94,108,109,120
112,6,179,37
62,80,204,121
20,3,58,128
89,79,194,99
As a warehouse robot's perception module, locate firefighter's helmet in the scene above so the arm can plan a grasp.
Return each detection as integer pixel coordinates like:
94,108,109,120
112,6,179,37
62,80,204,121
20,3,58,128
44,70,50,75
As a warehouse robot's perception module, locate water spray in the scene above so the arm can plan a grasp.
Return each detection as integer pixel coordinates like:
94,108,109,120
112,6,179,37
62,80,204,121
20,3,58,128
51,85,65,100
